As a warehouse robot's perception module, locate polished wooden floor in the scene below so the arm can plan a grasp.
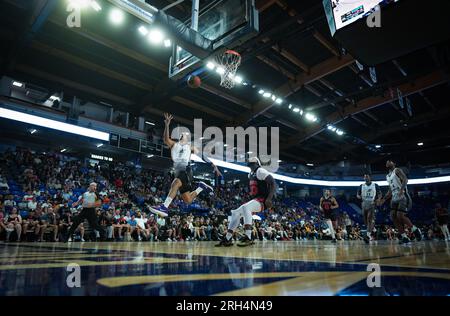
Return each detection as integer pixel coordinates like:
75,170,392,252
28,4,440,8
0,240,449,296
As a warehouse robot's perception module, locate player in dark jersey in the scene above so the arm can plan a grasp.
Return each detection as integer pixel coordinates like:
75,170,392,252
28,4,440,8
216,157,275,247
320,189,339,243
435,203,449,241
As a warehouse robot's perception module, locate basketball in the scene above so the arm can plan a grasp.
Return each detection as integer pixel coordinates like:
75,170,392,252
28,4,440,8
187,75,201,88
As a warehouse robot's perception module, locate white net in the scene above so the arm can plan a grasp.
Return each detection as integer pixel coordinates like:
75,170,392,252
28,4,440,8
214,50,241,89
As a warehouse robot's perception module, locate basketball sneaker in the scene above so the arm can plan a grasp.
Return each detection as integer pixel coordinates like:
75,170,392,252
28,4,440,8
413,227,423,241
149,204,169,217
237,236,255,247
63,234,72,243
198,181,213,194
215,238,233,247
363,235,370,244
399,236,411,244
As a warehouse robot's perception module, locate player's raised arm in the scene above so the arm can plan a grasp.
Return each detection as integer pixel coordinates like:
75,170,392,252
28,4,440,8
163,113,176,148
191,145,199,154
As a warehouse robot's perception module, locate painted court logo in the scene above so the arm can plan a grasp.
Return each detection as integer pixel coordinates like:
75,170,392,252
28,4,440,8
366,263,381,288
66,263,81,288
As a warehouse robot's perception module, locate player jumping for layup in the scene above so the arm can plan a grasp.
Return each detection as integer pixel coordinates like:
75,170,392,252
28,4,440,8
357,174,382,244
382,159,422,244
216,157,275,247
149,113,214,217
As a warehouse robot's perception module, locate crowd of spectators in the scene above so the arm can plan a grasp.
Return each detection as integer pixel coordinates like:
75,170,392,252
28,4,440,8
0,147,448,243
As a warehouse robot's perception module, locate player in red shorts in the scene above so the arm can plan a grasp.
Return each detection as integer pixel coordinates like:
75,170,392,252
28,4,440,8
216,157,275,247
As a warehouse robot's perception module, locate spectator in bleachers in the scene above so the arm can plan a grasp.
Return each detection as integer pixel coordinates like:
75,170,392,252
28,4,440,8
3,195,16,210
59,209,72,241
0,176,9,190
35,208,48,242
22,210,38,240
28,197,37,211
127,214,138,238
165,217,177,242
46,207,59,242
0,210,5,236
112,209,127,240
4,207,22,241
147,214,159,241
105,209,115,240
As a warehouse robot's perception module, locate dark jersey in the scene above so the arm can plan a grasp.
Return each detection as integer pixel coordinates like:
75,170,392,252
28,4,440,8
436,208,449,224
436,208,448,218
321,197,334,211
249,167,270,199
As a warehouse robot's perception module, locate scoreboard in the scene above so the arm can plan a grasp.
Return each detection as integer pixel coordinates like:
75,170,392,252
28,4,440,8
322,0,450,65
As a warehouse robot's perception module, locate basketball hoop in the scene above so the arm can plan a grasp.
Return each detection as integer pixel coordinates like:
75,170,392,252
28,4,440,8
214,50,241,89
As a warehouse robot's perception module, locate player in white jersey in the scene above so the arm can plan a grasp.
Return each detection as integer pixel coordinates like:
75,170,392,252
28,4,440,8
381,160,422,244
357,174,382,244
149,113,215,217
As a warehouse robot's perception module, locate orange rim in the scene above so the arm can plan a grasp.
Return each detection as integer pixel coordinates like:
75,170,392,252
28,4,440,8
224,50,240,57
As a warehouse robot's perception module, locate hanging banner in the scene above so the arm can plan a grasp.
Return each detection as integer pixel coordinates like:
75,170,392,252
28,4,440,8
356,60,364,71
406,97,413,117
397,88,404,109
369,67,377,83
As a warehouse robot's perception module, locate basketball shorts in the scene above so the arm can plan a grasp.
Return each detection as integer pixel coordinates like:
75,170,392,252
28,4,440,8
437,216,448,225
390,191,412,212
324,210,337,221
174,165,193,194
362,200,376,212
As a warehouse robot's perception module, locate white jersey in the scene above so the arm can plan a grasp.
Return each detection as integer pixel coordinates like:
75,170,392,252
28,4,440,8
359,182,379,202
386,168,407,194
171,142,191,170
81,191,97,208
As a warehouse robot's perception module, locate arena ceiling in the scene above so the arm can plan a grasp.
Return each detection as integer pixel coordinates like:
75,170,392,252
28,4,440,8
1,0,450,171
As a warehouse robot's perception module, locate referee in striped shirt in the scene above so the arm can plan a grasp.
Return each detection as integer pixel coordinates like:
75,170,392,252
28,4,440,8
64,182,105,242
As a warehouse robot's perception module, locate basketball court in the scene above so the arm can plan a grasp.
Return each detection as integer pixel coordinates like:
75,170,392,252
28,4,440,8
1,241,449,295
0,0,450,300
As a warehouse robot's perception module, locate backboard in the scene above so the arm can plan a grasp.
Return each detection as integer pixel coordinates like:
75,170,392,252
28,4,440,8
168,0,259,80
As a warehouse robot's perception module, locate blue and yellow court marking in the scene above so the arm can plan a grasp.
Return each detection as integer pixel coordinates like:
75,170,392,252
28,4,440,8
0,241,449,296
